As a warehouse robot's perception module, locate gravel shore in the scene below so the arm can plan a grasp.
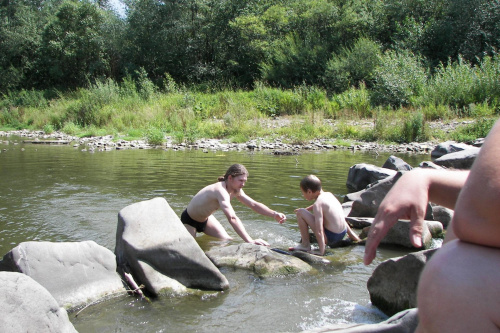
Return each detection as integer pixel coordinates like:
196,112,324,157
0,120,474,155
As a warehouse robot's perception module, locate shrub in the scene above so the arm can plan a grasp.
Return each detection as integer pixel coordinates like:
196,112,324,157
145,127,165,145
323,38,382,93
450,117,497,142
371,50,427,108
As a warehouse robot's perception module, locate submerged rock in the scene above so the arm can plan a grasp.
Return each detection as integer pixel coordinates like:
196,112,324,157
302,308,418,333
206,243,314,277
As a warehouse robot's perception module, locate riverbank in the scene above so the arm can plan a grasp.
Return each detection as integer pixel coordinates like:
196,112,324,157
1,119,479,155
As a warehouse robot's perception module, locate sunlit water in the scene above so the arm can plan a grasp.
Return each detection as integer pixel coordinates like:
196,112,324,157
0,137,429,332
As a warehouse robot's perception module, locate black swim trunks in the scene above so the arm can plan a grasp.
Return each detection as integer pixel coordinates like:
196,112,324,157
181,209,207,233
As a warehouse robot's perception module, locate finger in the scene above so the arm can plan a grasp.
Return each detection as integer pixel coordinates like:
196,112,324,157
409,211,425,248
364,215,396,265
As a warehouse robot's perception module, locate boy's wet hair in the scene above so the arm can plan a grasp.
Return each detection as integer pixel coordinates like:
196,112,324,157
218,164,249,181
300,175,322,192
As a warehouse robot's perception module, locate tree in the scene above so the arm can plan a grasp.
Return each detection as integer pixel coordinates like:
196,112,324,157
39,0,110,89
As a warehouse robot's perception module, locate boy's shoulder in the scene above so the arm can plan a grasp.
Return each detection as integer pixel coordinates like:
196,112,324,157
316,191,334,202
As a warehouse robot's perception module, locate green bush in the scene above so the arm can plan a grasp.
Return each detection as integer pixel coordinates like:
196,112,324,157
371,50,427,108
333,83,372,118
323,38,381,93
450,117,497,142
401,112,428,143
418,56,500,114
145,127,165,145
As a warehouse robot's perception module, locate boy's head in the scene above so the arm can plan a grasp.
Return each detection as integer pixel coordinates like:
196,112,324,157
300,175,322,193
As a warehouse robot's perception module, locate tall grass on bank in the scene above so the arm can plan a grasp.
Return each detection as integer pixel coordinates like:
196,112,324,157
1,56,500,144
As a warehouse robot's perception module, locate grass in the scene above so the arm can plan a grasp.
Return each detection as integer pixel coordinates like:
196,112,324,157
1,74,498,145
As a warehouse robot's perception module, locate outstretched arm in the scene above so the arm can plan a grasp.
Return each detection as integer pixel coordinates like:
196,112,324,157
364,168,469,265
237,190,287,224
218,191,268,245
453,119,500,247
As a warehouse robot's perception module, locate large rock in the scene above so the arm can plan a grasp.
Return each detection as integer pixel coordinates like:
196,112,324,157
0,240,126,310
353,218,442,240
346,163,397,192
302,308,418,333
115,197,229,296
434,147,480,169
360,220,433,249
382,155,412,172
346,172,433,220
205,243,314,277
430,141,476,159
0,272,77,333
367,249,437,316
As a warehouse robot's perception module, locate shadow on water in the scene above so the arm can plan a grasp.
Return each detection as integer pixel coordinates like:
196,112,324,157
0,138,429,332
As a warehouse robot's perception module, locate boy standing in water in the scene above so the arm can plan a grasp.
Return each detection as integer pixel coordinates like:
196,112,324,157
181,163,287,246
290,175,361,255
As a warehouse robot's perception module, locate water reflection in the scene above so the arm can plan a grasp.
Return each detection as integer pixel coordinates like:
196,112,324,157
0,138,430,332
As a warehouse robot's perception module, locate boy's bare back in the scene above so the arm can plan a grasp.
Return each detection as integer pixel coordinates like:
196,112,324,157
314,191,346,233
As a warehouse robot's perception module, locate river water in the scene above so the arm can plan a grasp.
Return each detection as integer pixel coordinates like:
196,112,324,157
0,137,429,332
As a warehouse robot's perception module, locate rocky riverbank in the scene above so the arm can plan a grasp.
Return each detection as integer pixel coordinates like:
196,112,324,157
0,119,480,155
0,129,438,155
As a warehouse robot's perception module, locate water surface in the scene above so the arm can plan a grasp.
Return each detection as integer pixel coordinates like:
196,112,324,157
0,138,429,332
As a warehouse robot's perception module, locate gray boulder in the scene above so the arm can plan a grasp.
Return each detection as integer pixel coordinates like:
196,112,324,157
346,163,397,192
205,243,314,277
418,161,443,169
115,197,229,296
434,147,480,169
360,220,433,249
0,272,77,333
367,249,437,316
352,218,442,240
431,205,453,229
0,240,126,310
430,141,476,159
302,308,418,333
382,155,413,172
346,172,433,220
345,216,374,229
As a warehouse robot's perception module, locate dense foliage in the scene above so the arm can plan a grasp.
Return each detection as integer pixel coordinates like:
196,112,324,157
1,0,499,144
1,0,499,93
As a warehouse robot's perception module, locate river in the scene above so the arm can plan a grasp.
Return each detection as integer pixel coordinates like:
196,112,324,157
0,137,429,332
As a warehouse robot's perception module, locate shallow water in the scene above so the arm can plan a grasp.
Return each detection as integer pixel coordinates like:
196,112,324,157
0,138,429,332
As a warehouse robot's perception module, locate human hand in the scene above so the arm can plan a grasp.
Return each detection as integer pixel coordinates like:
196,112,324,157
251,238,270,246
274,212,287,224
363,171,428,265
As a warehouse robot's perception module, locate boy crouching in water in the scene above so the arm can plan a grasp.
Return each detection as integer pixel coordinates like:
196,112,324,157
290,175,361,255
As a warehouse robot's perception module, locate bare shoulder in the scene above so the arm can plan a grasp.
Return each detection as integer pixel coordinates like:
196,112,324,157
317,191,336,202
318,191,341,208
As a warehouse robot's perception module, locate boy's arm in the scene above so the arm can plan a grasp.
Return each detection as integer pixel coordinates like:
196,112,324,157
313,204,327,255
237,190,287,224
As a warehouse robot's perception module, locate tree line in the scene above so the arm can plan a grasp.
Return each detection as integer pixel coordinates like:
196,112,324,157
1,0,499,108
